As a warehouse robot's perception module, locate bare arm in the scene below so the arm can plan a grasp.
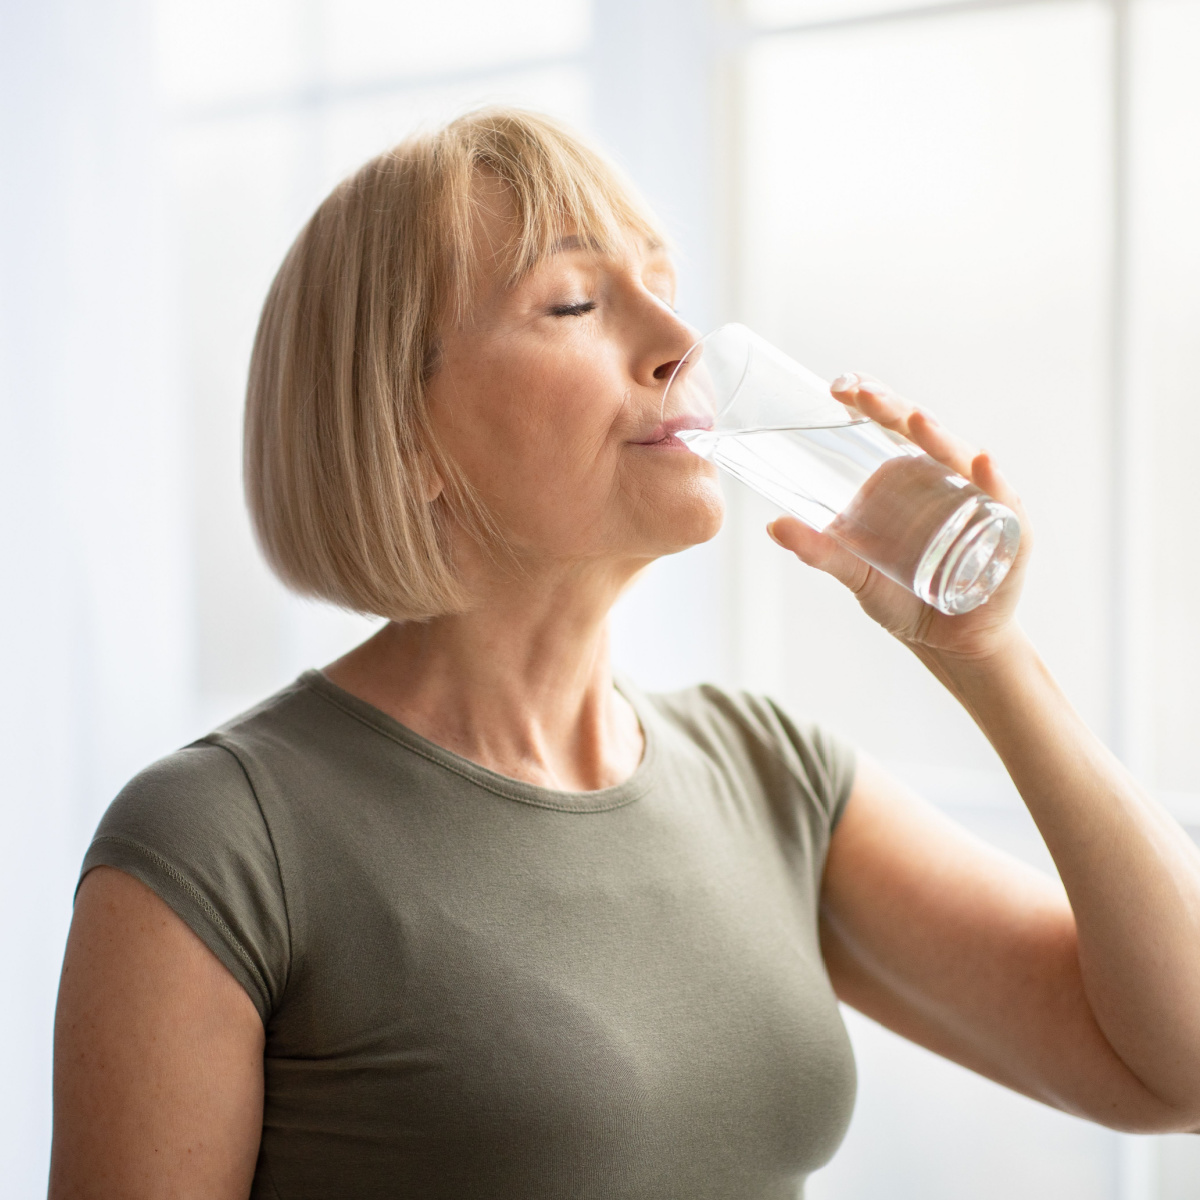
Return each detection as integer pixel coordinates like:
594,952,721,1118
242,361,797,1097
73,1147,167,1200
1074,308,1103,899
772,374,1200,1132
822,753,1200,1131
50,866,265,1198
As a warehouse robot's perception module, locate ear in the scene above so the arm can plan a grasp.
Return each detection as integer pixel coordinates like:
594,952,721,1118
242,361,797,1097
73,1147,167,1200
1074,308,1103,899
415,450,444,504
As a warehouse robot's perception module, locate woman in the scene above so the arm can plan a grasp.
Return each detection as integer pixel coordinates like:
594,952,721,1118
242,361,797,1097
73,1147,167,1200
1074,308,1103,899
51,109,1200,1198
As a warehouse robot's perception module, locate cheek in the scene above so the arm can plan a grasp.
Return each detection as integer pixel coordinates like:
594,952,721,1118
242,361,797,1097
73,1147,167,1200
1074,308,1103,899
431,346,623,513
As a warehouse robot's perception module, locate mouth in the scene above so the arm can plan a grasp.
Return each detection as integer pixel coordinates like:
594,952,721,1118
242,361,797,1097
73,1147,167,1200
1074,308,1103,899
633,414,713,450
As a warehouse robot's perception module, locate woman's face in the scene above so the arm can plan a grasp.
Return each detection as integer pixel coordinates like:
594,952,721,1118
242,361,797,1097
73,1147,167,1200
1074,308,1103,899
425,187,724,575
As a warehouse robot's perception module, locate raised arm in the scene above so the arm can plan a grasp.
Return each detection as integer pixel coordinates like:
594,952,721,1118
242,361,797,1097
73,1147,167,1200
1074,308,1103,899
50,866,265,1199
770,376,1200,1132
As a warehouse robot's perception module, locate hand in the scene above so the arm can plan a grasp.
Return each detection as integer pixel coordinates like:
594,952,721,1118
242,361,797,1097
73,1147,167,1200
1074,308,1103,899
767,373,1032,662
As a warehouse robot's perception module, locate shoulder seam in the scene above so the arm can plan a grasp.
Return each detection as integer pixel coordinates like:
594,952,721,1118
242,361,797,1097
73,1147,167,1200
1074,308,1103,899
197,737,295,998
88,834,271,1019
761,695,855,833
684,686,847,834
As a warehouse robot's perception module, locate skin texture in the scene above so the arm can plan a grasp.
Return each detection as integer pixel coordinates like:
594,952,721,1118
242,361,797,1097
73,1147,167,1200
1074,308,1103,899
51,867,264,1199
51,185,1200,1195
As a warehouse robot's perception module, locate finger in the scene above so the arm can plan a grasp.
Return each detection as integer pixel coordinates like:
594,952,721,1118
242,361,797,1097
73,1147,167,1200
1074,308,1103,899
970,452,1033,552
970,451,1013,505
905,410,980,479
831,375,981,479
829,372,864,415
831,373,905,427
768,517,872,595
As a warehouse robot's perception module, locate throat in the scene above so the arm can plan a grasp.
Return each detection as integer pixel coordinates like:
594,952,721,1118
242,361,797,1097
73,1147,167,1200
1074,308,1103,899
323,622,645,793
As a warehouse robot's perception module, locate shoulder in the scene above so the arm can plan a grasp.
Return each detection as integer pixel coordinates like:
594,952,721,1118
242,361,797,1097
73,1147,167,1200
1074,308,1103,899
89,671,330,872
88,732,275,862
83,738,290,1023
642,682,858,830
94,740,259,838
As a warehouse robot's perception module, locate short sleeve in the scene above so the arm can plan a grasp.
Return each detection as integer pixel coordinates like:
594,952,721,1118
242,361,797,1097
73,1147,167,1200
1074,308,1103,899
79,741,290,1024
761,699,858,830
645,682,858,834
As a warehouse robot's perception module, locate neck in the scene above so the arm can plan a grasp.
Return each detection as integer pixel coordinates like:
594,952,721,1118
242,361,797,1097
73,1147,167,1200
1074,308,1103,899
323,560,647,792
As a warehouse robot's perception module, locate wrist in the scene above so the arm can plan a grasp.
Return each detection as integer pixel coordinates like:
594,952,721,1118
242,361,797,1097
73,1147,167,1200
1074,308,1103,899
911,621,1037,686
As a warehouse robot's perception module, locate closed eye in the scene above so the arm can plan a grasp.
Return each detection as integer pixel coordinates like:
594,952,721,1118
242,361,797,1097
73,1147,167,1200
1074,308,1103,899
548,300,597,317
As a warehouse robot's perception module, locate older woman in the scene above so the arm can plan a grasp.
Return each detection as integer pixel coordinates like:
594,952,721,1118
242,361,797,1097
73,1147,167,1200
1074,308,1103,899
51,109,1200,1199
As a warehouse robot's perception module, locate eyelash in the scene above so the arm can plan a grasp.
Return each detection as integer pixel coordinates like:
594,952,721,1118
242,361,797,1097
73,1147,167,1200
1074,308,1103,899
549,300,597,317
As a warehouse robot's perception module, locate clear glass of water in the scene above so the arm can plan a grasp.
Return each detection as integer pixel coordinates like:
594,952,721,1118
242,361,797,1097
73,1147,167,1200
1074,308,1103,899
662,324,1021,616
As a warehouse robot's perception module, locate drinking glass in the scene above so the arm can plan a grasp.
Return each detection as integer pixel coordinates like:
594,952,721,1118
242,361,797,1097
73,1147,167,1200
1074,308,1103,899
661,323,1020,615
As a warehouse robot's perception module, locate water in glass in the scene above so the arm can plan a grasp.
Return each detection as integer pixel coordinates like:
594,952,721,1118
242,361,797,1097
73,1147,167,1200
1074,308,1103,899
679,421,1020,615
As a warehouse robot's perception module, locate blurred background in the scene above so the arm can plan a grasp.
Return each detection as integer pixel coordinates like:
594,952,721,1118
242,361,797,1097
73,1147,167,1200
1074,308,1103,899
3,0,1199,1194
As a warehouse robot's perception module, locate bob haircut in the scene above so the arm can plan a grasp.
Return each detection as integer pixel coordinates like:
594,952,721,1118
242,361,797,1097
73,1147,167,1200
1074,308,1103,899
244,107,666,622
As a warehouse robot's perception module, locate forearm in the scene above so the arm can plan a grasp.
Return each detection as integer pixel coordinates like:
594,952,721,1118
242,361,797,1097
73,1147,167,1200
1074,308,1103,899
916,629,1200,1118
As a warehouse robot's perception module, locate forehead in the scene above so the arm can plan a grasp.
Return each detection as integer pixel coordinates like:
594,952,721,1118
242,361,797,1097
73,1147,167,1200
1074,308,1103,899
462,163,667,271
547,231,668,260
526,233,673,285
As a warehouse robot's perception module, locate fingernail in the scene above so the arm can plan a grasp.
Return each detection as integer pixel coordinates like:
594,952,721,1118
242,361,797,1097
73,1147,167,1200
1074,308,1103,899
858,380,885,397
831,373,859,392
766,521,782,545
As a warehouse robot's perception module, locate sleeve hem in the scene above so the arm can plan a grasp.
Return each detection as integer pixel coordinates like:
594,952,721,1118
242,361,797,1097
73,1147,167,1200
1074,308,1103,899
828,748,858,831
80,836,272,1025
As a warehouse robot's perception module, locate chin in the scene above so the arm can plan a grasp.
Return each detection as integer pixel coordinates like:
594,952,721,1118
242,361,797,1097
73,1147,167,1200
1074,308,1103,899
649,478,726,554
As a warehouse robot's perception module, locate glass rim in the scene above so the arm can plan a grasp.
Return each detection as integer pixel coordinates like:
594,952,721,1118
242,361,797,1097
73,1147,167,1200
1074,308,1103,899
661,322,865,433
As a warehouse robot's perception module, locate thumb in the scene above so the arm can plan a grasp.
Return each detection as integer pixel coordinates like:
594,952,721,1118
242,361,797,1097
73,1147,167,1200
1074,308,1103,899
767,517,873,596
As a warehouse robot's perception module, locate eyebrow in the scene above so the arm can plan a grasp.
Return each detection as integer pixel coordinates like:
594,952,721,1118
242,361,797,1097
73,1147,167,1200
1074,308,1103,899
548,234,667,256
550,234,587,254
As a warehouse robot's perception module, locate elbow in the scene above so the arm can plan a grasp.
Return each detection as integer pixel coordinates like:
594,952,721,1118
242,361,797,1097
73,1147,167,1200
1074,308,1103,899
1092,1094,1200,1136
1057,1066,1200,1135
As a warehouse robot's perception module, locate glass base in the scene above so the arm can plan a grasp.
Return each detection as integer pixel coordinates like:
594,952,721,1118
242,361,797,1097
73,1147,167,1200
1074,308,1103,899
913,496,1021,615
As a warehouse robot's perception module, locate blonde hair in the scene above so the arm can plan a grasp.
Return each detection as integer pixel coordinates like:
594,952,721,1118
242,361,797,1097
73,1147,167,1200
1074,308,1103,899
244,107,665,621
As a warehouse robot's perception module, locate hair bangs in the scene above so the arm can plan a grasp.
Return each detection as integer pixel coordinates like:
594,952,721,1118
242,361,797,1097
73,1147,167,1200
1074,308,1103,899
436,108,669,323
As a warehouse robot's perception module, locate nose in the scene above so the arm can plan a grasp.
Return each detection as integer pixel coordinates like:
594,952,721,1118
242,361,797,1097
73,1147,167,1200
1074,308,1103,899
635,302,701,389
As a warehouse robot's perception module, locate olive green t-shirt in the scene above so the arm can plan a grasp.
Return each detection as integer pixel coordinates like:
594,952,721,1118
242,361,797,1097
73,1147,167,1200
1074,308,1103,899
81,671,857,1199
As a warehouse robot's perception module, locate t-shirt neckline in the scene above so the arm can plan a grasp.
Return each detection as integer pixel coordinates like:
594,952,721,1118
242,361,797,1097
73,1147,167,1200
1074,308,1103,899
297,669,658,814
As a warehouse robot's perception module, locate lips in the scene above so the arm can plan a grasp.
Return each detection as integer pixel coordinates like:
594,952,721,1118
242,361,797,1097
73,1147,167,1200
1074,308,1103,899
634,414,713,447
